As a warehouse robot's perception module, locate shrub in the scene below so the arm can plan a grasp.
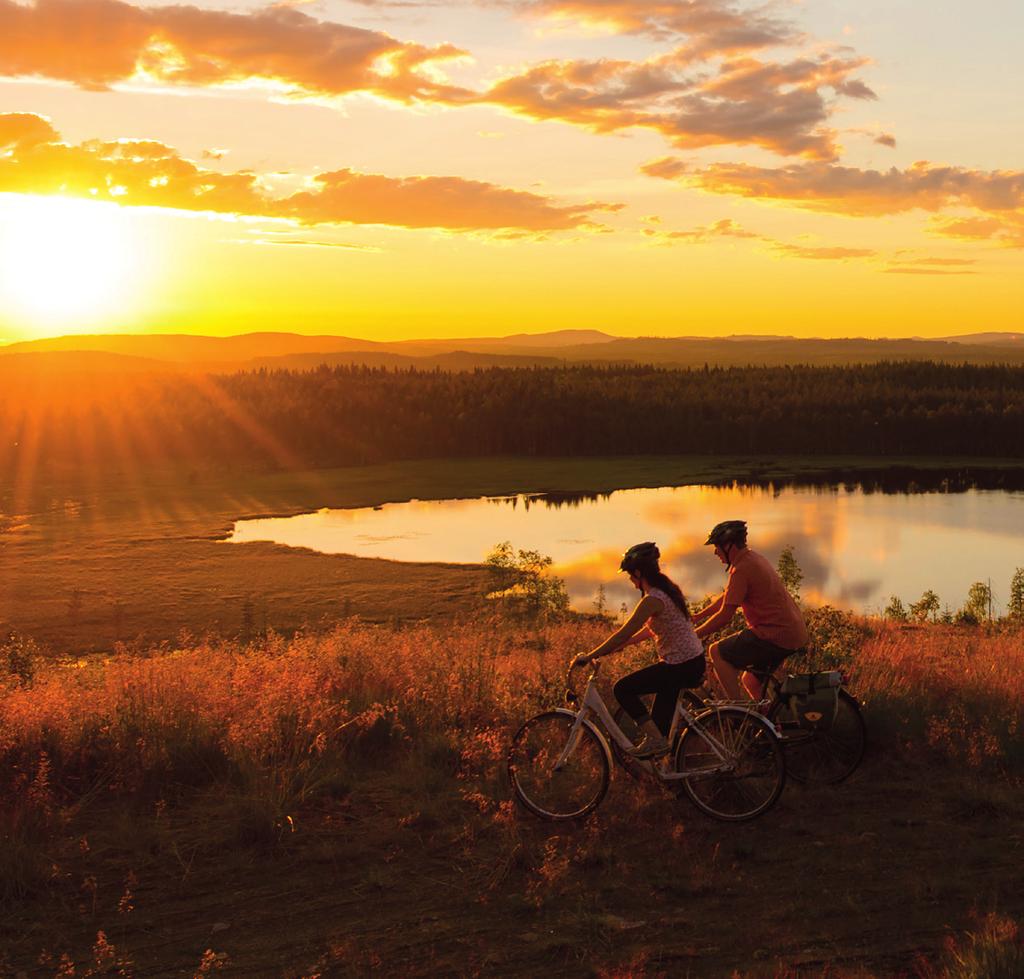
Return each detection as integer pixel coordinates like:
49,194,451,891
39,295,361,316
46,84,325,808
484,542,570,620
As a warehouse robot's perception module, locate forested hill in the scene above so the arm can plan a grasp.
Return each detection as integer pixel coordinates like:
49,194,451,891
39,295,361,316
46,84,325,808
4,330,1024,372
3,362,1024,478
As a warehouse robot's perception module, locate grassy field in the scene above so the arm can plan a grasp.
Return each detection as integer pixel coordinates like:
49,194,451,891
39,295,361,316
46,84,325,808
4,453,1023,654
2,612,1023,976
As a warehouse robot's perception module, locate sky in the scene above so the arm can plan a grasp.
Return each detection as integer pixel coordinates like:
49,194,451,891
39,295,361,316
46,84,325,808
0,0,1022,342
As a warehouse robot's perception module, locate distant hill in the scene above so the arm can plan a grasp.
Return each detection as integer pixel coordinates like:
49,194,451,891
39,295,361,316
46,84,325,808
940,332,1024,347
5,330,1024,372
241,350,565,371
0,332,385,362
0,349,176,374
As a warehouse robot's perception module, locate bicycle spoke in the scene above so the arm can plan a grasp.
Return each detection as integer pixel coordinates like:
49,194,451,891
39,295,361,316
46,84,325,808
676,707,785,821
775,690,866,784
509,712,610,820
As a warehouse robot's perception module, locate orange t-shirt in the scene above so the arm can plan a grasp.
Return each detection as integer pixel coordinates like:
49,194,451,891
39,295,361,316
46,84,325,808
723,549,808,651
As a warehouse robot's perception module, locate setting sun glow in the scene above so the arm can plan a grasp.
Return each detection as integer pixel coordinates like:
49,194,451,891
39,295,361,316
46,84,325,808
0,194,140,333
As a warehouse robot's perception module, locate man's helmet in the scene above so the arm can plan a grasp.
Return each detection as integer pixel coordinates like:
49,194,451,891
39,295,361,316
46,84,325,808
620,541,660,573
705,520,748,548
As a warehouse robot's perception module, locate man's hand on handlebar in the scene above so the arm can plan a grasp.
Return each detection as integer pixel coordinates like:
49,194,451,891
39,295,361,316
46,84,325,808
572,653,595,669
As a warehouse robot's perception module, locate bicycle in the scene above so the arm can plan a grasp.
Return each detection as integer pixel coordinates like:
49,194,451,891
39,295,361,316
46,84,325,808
680,659,867,785
507,659,785,822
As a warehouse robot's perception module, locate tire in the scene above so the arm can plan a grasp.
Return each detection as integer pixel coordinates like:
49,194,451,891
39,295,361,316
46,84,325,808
770,689,866,784
508,711,610,821
675,706,785,822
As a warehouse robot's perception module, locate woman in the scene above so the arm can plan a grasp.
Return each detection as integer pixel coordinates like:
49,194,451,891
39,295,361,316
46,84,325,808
573,541,705,758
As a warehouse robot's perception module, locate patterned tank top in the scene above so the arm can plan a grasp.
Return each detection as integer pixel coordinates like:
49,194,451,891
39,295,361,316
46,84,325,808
645,587,704,665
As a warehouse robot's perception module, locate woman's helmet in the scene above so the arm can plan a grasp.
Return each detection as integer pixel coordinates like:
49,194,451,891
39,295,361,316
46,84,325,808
620,541,660,574
704,520,748,548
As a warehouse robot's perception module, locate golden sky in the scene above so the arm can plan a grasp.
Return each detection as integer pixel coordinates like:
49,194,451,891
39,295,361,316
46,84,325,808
0,0,1021,341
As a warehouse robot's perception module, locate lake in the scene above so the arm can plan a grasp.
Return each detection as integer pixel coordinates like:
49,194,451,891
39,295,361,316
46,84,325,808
226,482,1024,616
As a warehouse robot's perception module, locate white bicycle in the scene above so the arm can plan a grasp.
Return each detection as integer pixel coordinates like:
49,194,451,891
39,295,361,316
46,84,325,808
508,659,786,822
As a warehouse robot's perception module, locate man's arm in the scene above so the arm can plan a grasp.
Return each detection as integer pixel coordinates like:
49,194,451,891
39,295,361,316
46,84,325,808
691,593,725,626
694,601,740,641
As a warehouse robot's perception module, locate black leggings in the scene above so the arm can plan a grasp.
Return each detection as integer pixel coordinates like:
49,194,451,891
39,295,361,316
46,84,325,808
614,658,706,736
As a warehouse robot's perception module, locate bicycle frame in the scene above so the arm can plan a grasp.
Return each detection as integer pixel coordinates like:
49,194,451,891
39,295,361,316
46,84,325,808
562,661,760,783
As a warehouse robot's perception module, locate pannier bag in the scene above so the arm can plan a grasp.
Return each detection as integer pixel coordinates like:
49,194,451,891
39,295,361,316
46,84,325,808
780,671,842,730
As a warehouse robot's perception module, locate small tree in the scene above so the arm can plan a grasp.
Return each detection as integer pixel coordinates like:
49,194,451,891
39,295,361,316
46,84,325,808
1009,568,1024,623
962,581,993,624
485,542,570,619
592,584,609,619
776,546,803,602
909,589,940,624
884,595,908,622
1,630,39,685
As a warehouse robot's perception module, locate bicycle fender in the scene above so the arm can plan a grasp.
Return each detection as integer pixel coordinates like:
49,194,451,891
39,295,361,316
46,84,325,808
696,705,782,737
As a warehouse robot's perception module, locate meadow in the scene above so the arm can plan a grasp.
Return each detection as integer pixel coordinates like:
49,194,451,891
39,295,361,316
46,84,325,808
2,608,1023,976
4,452,1021,654
4,450,1024,975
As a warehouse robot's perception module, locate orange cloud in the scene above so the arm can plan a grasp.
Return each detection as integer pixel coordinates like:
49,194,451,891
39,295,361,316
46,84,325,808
513,0,795,52
644,158,1024,246
0,0,472,103
0,1,876,160
646,159,1024,218
929,215,1024,248
642,216,759,242
881,267,974,275
771,243,876,261
483,48,873,159
641,215,877,262
474,1,877,158
286,169,623,230
0,113,618,232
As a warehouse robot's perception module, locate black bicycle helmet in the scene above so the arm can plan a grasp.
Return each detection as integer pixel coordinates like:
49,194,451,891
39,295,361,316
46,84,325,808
620,541,660,574
705,520,748,547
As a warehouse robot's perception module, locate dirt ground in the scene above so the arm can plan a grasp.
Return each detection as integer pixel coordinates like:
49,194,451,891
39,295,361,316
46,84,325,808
3,755,1022,977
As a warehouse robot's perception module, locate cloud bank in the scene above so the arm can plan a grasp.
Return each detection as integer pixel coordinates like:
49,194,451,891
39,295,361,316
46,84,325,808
0,0,877,160
0,0,472,102
642,158,1024,245
0,113,618,232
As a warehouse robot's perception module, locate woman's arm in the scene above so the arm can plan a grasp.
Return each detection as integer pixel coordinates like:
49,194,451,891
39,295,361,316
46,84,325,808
575,596,662,664
618,624,656,648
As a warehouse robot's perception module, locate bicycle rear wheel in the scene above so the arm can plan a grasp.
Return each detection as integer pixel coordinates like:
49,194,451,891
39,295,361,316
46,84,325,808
675,707,785,821
508,711,610,820
770,689,866,784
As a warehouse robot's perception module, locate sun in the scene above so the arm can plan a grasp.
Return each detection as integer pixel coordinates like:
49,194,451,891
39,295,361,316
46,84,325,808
0,194,141,334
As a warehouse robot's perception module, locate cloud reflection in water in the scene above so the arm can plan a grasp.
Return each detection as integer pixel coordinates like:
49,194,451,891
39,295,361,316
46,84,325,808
228,484,1024,616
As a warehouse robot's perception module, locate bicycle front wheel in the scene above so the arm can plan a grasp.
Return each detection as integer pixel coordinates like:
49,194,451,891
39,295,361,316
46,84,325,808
675,707,785,822
770,689,866,784
508,711,610,820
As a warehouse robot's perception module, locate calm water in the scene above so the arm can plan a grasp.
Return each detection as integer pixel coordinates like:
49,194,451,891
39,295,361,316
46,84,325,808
227,483,1024,615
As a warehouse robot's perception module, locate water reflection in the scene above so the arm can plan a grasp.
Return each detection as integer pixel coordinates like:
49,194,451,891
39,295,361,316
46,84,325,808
227,483,1024,616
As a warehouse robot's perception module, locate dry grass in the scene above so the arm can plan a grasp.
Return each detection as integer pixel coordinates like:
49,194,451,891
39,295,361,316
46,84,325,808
2,612,1024,975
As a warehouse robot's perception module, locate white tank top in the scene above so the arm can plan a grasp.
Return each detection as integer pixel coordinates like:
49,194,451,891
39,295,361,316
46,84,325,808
645,587,704,665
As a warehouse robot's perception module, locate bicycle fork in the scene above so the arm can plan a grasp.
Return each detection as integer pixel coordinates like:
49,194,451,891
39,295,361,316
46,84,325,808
553,709,591,771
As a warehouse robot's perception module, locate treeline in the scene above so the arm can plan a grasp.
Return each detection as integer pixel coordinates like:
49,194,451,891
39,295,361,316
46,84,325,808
3,361,1024,476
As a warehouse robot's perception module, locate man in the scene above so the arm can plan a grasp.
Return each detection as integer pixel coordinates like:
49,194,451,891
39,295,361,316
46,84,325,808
692,520,808,701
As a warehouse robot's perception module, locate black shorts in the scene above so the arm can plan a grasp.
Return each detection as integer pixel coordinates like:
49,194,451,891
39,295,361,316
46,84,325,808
717,629,794,674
